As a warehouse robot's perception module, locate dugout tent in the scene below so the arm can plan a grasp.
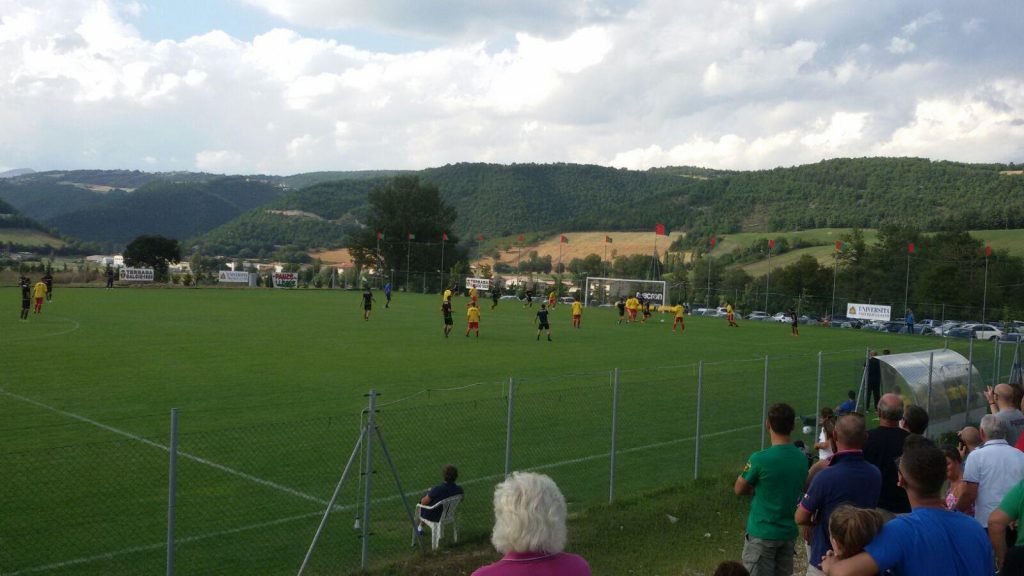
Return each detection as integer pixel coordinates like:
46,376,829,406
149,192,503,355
876,349,983,434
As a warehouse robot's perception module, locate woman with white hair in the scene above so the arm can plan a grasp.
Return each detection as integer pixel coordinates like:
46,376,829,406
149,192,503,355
472,472,591,575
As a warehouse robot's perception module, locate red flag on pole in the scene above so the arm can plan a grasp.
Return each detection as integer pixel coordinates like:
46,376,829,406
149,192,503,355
986,245,992,257
477,234,484,241
442,232,448,241
908,242,915,254
407,232,415,240
768,239,775,249
655,223,667,236
518,234,525,242
710,236,716,248
605,235,612,244
835,241,844,253
560,234,568,244
376,231,382,240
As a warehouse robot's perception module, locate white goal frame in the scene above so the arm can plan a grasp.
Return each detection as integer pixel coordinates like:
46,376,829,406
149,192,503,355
583,277,668,308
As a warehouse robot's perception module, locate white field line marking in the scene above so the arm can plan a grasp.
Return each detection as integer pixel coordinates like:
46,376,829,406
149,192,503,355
17,315,81,339
11,422,759,574
0,389,328,506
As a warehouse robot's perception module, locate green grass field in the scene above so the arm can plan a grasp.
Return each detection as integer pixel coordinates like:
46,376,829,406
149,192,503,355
0,228,64,248
0,287,996,575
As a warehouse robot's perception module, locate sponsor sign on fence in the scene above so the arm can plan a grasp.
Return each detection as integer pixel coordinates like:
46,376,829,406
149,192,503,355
218,271,251,283
119,267,154,282
636,291,665,304
847,303,891,322
272,272,298,288
465,277,490,291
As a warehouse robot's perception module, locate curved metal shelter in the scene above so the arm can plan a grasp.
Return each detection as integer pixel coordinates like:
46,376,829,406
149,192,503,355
877,349,984,434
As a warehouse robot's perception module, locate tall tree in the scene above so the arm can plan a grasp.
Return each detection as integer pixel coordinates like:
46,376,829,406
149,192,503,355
124,235,181,281
348,176,462,290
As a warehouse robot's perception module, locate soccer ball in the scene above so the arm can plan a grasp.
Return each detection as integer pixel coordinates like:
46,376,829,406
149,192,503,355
802,425,813,435
660,319,664,323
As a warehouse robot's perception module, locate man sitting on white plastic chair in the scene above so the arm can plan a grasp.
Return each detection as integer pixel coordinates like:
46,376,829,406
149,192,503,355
416,465,464,543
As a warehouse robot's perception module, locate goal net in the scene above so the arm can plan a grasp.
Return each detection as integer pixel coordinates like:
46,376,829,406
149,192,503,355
583,277,669,308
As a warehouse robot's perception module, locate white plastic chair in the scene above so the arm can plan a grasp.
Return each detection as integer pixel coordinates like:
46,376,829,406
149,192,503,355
412,494,463,550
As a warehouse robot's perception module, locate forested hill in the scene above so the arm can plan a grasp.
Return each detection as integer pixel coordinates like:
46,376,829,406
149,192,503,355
0,198,47,230
45,177,286,245
582,158,1024,238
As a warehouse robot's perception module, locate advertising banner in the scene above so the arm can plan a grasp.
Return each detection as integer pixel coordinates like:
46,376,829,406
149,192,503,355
636,291,665,304
218,271,251,283
846,303,891,322
272,272,298,288
119,267,154,282
465,277,490,291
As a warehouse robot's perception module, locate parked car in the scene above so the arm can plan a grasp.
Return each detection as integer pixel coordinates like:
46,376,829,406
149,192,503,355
934,321,963,336
827,316,862,329
799,314,821,325
947,323,1003,340
771,312,790,323
747,311,770,321
559,296,576,304
917,319,941,329
861,321,887,332
1000,327,1024,342
901,325,936,335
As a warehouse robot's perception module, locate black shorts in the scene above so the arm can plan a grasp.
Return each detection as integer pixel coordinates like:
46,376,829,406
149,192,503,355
538,322,550,330
364,304,372,311
444,316,453,325
22,298,30,310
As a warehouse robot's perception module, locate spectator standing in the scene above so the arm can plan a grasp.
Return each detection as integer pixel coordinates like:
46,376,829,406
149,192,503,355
471,472,590,576
957,426,981,460
899,405,929,435
863,394,910,514
958,415,1024,532
941,445,972,516
985,383,1024,446
904,308,914,334
820,435,994,576
383,281,392,308
814,407,835,462
796,413,882,575
989,478,1024,574
42,270,53,302
734,403,808,576
865,351,881,412
105,265,114,288
825,505,889,562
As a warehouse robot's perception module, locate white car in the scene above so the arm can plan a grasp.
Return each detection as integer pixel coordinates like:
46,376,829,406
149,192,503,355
747,311,770,321
963,323,1004,341
771,312,790,323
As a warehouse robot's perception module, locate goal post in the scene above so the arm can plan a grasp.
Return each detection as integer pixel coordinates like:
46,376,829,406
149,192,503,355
583,277,669,308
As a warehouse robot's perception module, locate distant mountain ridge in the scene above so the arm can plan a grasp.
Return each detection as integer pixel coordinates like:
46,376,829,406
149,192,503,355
1,158,1022,255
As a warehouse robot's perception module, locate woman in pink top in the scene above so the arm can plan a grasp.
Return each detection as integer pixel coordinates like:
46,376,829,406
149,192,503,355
472,472,591,576
942,445,973,516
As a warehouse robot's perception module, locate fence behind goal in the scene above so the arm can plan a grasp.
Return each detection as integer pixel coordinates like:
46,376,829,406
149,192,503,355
1,339,1016,576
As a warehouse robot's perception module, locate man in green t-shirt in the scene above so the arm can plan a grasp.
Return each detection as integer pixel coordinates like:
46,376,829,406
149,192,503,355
990,478,1024,573
734,402,808,576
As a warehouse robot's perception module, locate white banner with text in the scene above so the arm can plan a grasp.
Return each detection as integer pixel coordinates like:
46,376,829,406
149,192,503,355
273,272,298,288
218,271,251,283
465,277,490,291
119,267,154,282
846,303,891,322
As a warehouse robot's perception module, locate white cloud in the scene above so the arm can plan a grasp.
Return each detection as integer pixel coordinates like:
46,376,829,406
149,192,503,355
0,0,1021,174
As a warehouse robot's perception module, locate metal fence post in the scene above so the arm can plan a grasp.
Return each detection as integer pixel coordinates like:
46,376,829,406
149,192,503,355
967,338,975,418
927,352,934,424
609,368,619,504
815,352,823,444
694,361,704,480
360,391,377,571
166,408,178,576
505,377,515,477
761,355,769,450
993,337,1000,387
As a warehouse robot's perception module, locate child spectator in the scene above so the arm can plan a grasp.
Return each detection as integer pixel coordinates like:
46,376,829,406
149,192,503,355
825,505,889,562
713,560,749,576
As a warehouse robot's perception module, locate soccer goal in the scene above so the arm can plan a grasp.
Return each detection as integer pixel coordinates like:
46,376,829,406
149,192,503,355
583,277,668,307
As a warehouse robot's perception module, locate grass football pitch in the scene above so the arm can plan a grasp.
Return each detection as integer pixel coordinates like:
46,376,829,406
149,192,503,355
1,287,982,575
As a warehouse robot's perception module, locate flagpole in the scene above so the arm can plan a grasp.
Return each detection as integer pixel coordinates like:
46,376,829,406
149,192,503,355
405,235,411,290
705,248,712,306
764,245,771,312
440,236,446,291
376,233,382,289
830,251,839,321
903,250,911,313
982,251,990,323
603,240,607,277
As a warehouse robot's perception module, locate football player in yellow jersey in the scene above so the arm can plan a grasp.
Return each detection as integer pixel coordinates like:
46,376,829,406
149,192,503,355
726,302,739,327
547,290,557,308
443,287,452,302
571,298,583,328
671,303,685,333
469,286,478,306
465,302,481,338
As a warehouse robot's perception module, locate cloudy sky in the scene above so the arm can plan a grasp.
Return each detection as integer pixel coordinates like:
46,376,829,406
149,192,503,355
0,0,1021,174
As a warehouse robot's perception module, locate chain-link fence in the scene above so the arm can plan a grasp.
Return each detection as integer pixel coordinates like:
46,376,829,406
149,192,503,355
2,339,1018,576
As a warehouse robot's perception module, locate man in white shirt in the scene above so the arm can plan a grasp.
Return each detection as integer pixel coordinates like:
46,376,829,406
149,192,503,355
958,414,1024,528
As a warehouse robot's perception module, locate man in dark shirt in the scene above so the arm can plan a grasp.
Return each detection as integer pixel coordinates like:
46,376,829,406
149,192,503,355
441,299,453,337
616,297,626,325
19,276,31,320
866,351,881,413
361,287,374,321
490,284,500,310
43,271,53,302
863,393,911,513
418,465,464,527
524,289,534,308
105,266,114,289
536,304,552,341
